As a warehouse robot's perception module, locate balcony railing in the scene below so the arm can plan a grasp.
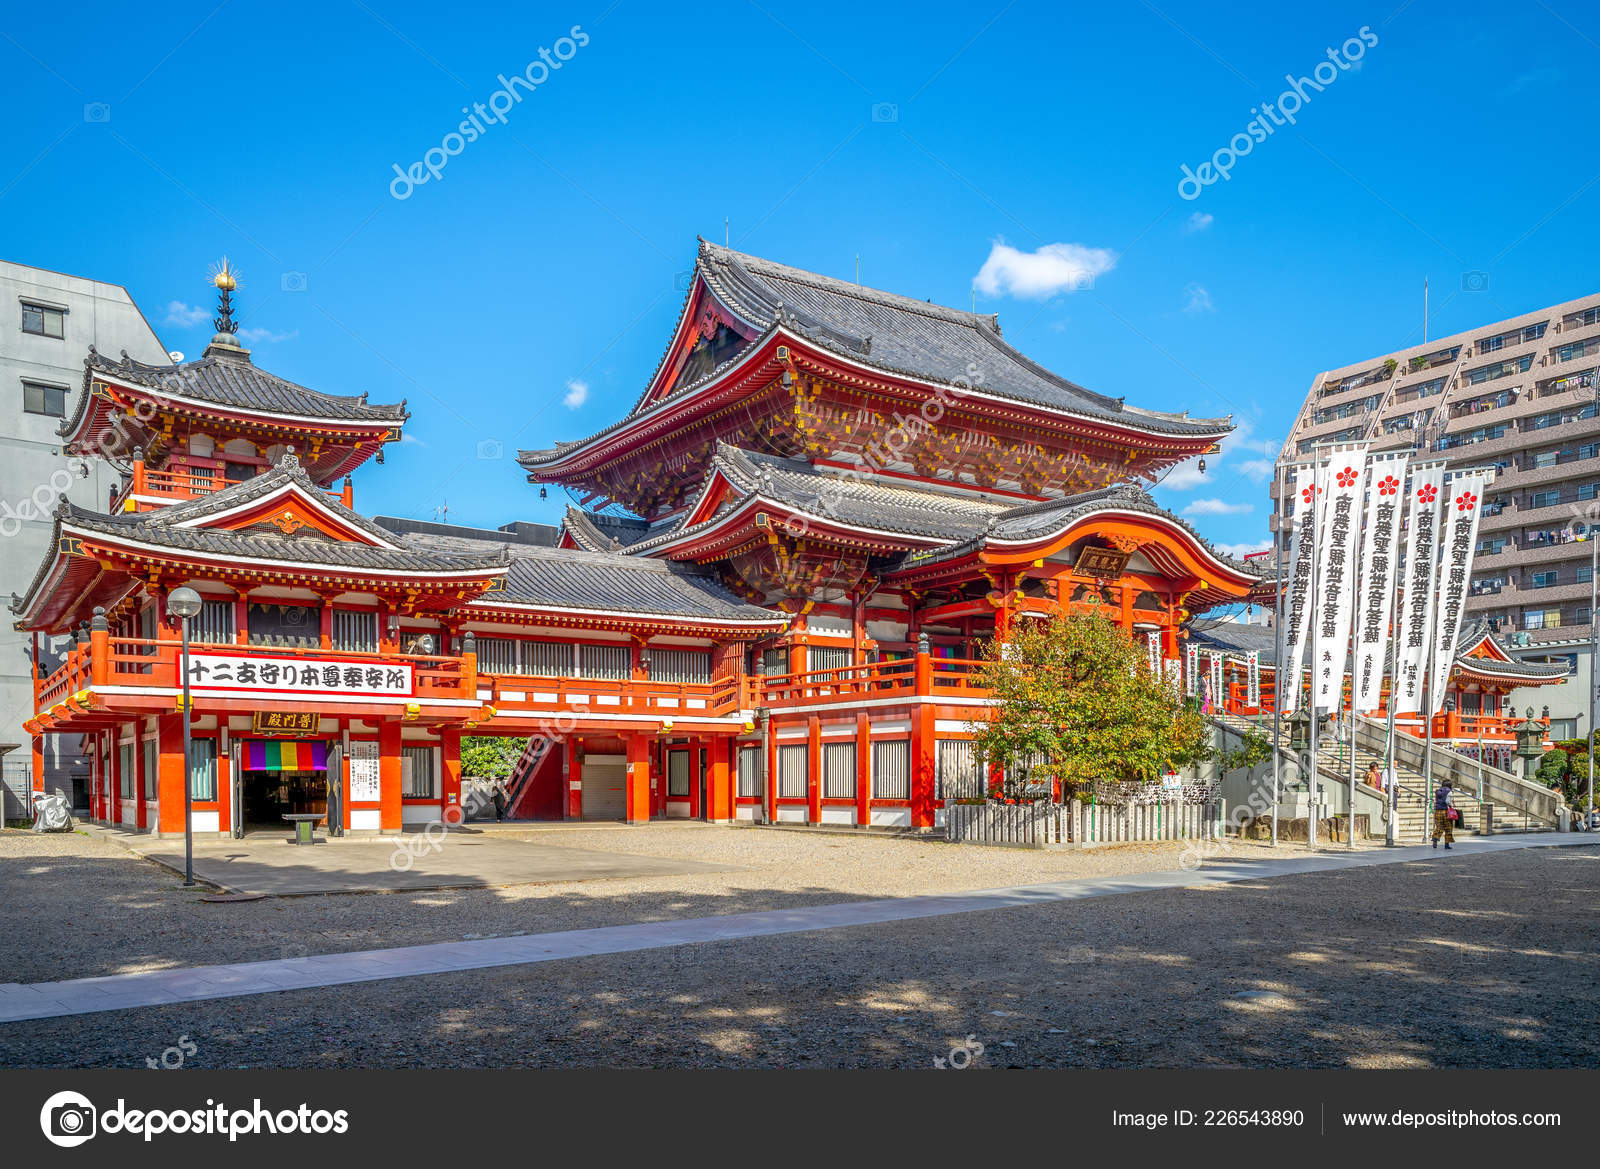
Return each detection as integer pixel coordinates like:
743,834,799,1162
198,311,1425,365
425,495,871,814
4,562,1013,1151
36,635,470,714
115,460,354,511
475,672,745,719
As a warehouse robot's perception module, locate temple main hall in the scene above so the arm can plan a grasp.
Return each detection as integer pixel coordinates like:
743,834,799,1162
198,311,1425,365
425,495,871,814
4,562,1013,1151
19,242,1269,835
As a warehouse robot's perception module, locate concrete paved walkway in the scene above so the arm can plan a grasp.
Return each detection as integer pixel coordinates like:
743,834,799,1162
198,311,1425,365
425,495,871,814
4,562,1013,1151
114,830,741,896
2,833,1592,1024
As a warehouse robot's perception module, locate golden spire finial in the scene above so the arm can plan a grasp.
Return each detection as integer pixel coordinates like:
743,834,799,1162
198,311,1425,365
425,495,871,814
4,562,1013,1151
209,256,239,292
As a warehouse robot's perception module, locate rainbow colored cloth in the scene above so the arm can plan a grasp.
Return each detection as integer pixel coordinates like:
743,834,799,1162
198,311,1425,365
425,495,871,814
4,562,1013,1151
245,739,328,772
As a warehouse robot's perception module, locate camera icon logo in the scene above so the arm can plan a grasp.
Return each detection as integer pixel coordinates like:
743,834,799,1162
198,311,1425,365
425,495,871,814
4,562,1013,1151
1461,270,1490,292
40,1090,97,1148
871,102,899,123
477,438,504,460
83,102,112,123
281,271,309,293
673,270,693,292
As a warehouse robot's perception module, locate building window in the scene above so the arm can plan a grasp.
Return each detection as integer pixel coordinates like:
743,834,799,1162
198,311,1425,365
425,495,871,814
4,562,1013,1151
189,738,217,801
649,649,711,684
1558,339,1600,363
247,602,319,648
578,644,630,680
936,739,984,800
1579,565,1594,585
22,381,68,416
401,745,435,798
737,745,762,798
142,738,157,801
1530,490,1561,509
667,750,691,797
119,743,135,801
195,599,236,645
21,302,65,337
1532,571,1559,589
1549,718,1579,740
822,742,856,799
777,744,808,799
1467,355,1534,384
872,740,910,800
808,646,852,673
331,609,377,653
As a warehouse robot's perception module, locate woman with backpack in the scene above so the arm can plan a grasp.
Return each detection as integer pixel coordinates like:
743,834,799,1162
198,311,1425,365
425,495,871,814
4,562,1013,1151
1432,780,1457,849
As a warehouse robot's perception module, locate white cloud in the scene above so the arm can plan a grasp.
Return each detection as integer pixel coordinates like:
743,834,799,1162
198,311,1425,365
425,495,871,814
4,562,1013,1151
973,240,1117,299
1183,283,1215,314
236,326,298,344
1185,211,1213,233
163,300,210,327
1236,457,1276,482
1183,498,1253,516
1215,539,1272,559
563,378,589,409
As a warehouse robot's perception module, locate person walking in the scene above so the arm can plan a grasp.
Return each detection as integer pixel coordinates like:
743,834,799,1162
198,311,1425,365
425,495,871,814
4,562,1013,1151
491,778,507,823
1432,779,1457,849
1366,760,1382,792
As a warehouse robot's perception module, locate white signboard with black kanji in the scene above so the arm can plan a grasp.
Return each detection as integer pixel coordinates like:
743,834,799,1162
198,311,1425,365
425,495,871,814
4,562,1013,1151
183,653,415,698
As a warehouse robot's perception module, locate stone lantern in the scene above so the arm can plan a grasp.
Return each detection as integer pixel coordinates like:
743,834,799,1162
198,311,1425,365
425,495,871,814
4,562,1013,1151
1287,707,1312,755
1513,706,1546,782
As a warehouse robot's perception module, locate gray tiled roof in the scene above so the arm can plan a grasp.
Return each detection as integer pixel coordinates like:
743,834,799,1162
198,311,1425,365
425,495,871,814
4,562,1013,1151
400,530,783,623
519,240,1232,469
909,483,1272,576
560,507,655,552
1453,619,1571,678
1188,617,1280,665
689,241,1229,434
67,346,407,437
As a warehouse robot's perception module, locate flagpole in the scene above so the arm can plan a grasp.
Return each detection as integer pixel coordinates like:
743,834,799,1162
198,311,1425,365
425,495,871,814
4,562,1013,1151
1422,473,1443,845
1272,459,1286,849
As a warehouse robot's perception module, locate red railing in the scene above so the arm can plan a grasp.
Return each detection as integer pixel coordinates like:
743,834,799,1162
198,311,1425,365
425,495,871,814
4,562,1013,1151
476,672,744,718
117,460,354,510
759,657,988,708
36,635,469,715
1221,681,1546,742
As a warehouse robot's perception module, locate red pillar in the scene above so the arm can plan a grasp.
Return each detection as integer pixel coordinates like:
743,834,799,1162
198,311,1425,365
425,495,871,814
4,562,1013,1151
807,716,822,825
156,714,186,834
378,721,402,832
911,704,936,829
626,734,651,824
706,739,731,823
440,727,462,819
687,742,701,819
566,738,582,819
855,712,871,826
31,734,44,796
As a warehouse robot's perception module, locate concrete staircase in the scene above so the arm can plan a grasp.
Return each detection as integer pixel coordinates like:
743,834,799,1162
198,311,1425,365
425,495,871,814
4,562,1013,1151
1211,710,1556,841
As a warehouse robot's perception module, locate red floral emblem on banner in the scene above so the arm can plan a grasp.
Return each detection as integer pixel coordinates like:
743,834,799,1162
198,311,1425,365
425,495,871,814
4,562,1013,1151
1378,475,1400,496
1336,466,1358,488
1456,490,1478,512
1417,484,1438,503
1301,484,1321,504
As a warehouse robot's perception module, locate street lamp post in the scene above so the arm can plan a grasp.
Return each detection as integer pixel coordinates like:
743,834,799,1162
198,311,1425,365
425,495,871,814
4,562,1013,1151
167,586,203,887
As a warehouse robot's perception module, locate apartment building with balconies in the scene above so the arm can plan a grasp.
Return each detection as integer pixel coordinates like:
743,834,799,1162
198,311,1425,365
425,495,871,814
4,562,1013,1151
1274,292,1600,736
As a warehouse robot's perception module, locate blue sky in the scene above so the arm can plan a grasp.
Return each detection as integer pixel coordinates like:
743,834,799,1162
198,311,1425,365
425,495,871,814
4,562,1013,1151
4,0,1596,555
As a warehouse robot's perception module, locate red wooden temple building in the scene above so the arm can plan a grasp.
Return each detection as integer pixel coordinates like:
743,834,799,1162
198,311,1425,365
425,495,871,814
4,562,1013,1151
18,244,1272,836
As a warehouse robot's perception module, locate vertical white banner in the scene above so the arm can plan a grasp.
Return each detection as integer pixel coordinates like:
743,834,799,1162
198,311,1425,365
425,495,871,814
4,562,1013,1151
1185,643,1199,697
1247,650,1261,708
1396,462,1448,712
1427,470,1488,714
1311,445,1370,710
1209,651,1224,711
1353,452,1409,713
1146,630,1161,677
1280,462,1324,715
1164,658,1182,696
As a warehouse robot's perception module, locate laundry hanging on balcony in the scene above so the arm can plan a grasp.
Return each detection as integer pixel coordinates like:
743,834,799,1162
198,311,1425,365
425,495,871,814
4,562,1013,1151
244,739,328,771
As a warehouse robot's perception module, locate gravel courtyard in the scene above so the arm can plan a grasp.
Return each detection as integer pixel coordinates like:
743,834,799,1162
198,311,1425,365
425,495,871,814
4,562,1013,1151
0,824,1292,982
1,830,1594,1069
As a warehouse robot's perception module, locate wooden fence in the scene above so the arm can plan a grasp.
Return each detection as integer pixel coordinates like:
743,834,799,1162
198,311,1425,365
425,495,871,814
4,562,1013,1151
946,799,1224,849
